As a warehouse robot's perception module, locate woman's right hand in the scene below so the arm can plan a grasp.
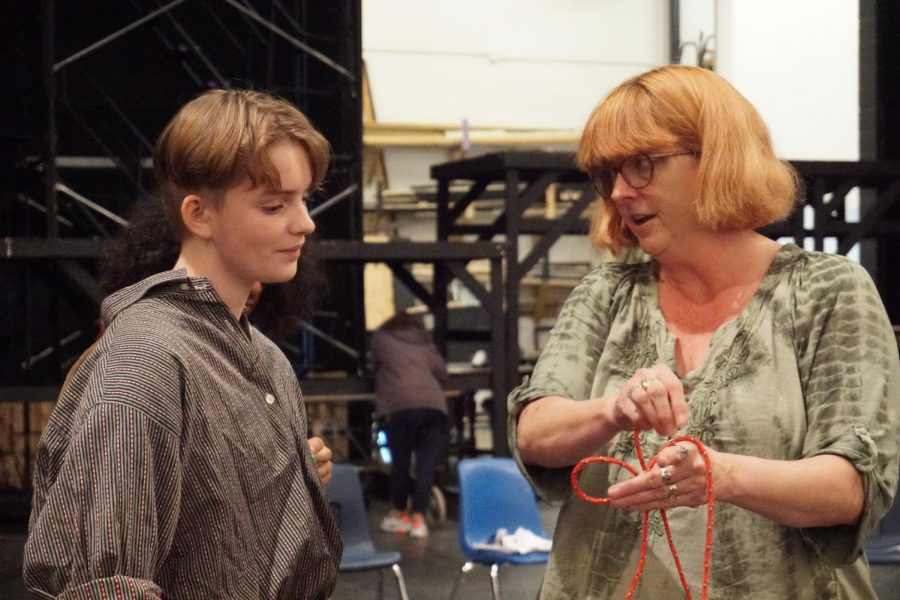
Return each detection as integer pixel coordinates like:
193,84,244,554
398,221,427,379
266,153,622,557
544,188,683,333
608,364,689,437
517,364,688,468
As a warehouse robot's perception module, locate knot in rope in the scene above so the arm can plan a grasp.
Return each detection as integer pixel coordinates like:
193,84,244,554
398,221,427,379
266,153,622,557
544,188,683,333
570,433,714,600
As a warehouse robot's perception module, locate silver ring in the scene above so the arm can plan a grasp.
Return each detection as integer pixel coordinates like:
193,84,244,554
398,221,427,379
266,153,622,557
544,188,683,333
626,384,640,401
675,443,690,461
667,483,678,499
660,466,674,486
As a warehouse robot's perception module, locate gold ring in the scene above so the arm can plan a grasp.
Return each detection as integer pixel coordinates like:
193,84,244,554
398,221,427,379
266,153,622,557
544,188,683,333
660,466,673,485
640,378,654,391
667,483,678,499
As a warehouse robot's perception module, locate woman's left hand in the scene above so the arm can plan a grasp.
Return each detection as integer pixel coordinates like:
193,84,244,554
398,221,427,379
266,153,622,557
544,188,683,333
308,437,333,485
606,442,715,511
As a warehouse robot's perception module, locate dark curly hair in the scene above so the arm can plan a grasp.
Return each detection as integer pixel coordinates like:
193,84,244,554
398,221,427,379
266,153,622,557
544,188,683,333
99,196,180,294
250,259,327,337
99,196,326,337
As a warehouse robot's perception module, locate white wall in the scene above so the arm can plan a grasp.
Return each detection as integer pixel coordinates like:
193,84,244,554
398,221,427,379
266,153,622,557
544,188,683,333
678,0,716,66
362,0,864,346
363,0,669,130
366,0,860,161
715,0,861,257
364,0,862,249
716,0,859,161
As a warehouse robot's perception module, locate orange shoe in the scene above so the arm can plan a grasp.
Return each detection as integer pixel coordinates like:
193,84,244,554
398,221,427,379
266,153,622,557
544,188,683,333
409,514,428,539
380,511,411,534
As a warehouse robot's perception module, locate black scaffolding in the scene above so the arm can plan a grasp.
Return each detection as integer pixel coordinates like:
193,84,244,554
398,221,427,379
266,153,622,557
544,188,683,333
431,152,900,436
0,0,365,504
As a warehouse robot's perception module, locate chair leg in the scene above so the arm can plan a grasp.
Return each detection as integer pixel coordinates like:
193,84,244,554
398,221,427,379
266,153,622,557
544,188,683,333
377,568,385,600
392,564,410,600
489,563,501,600
449,561,474,600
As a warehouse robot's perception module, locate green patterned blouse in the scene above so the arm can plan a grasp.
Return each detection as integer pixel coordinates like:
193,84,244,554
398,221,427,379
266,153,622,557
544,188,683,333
508,244,900,599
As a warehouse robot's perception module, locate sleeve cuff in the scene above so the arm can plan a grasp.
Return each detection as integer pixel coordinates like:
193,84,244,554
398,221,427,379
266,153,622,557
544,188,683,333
507,377,578,503
801,424,899,566
58,576,163,600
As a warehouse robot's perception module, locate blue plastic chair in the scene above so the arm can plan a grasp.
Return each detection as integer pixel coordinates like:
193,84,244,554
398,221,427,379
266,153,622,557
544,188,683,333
450,457,550,600
865,489,900,563
328,464,410,600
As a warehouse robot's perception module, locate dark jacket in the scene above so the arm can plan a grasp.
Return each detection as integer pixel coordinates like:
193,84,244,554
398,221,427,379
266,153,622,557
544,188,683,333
371,318,448,418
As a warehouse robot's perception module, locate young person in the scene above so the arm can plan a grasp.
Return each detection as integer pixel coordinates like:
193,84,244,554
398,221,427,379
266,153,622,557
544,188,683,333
371,312,448,539
98,195,334,486
24,89,342,599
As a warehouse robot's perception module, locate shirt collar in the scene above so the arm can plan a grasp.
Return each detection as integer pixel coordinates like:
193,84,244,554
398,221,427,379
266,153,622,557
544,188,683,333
101,269,222,325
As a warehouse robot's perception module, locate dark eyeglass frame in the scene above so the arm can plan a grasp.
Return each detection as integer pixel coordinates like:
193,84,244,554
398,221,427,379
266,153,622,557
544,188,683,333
589,149,698,199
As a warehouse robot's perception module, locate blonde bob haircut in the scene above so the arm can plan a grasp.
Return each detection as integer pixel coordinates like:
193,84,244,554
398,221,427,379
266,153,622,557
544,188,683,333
154,89,331,239
577,65,800,254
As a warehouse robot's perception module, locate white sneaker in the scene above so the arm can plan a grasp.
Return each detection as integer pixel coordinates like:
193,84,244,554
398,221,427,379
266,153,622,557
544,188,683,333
409,516,428,539
380,513,411,533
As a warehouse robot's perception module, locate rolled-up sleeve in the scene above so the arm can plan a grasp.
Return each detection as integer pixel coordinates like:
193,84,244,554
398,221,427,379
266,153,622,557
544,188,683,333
793,257,900,565
24,341,184,598
507,265,626,502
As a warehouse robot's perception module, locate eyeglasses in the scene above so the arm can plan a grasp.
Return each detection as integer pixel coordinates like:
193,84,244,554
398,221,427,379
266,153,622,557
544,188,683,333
589,149,697,199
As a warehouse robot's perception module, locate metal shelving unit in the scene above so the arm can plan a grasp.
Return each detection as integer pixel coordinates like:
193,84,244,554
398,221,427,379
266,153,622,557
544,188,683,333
431,151,900,457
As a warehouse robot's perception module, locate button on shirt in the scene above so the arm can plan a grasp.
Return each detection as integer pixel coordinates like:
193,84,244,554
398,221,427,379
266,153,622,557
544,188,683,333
24,270,342,599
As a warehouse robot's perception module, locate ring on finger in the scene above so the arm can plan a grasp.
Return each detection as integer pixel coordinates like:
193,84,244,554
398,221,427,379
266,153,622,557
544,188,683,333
675,443,690,462
626,384,640,401
667,483,678,499
640,378,655,391
660,466,674,486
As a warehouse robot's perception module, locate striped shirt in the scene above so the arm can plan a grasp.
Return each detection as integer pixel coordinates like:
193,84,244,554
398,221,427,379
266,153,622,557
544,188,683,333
24,270,342,599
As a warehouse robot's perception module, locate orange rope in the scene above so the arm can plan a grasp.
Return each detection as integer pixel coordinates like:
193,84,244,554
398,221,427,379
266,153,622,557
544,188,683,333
570,433,714,600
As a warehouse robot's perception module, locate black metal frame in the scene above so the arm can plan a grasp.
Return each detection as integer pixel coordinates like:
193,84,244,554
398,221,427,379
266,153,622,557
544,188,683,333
431,151,900,456
311,241,507,443
9,0,365,360
6,1,899,492
1,0,365,495
432,152,594,457
5,146,900,472
0,238,508,453
761,161,900,253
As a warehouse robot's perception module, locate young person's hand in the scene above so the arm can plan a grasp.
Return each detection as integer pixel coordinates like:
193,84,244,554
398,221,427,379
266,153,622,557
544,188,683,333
307,437,333,485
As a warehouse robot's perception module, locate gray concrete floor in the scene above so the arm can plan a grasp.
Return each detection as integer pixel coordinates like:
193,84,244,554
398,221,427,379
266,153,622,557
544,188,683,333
0,497,550,600
331,496,553,600
336,497,900,600
2,499,899,599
